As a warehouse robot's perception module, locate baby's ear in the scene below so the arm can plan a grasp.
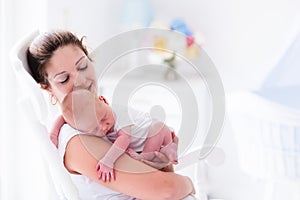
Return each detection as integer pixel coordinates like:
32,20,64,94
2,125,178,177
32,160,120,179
99,96,109,105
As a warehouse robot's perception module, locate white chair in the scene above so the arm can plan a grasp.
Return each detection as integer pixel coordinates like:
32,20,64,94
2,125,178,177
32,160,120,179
10,30,81,200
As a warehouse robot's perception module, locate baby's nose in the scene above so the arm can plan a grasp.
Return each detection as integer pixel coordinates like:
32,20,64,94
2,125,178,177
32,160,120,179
102,124,109,131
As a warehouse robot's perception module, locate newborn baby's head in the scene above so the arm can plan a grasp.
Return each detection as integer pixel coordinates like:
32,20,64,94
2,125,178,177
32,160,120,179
61,89,99,134
61,89,115,136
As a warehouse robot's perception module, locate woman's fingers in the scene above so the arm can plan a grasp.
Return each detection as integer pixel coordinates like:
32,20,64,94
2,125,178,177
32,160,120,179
141,151,170,169
141,159,166,169
154,151,169,163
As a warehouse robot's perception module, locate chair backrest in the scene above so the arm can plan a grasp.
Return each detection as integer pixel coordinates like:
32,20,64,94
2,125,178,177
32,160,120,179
11,30,49,125
10,30,81,200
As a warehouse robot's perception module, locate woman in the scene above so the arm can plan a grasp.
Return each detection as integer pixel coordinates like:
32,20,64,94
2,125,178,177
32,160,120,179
27,30,195,199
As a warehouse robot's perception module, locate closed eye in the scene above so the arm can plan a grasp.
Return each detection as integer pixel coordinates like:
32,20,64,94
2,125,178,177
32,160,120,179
60,75,70,84
93,126,99,133
78,65,88,71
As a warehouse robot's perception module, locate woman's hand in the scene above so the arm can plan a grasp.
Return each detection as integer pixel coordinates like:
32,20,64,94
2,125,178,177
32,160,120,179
141,151,173,171
145,135,179,170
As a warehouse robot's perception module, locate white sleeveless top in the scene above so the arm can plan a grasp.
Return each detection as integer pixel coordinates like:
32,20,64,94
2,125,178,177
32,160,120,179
58,124,137,200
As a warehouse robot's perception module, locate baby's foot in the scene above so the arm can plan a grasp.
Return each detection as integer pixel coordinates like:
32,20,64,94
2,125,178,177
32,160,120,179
160,142,178,164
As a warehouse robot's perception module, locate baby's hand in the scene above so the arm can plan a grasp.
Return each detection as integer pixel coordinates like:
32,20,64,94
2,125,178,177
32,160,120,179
50,131,59,148
50,115,65,148
96,161,115,182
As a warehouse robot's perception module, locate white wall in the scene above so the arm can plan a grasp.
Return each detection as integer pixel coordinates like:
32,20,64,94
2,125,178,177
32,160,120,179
46,0,300,92
46,0,122,51
152,0,300,91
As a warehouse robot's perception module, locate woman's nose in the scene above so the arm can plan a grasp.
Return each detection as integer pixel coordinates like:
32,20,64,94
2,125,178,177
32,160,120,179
74,73,88,88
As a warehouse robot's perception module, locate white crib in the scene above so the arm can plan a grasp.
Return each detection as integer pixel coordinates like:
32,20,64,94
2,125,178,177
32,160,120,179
227,28,300,199
227,89,300,199
228,90,300,179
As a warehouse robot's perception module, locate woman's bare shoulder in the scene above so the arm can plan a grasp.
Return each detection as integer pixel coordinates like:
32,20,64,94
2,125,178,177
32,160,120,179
63,135,109,173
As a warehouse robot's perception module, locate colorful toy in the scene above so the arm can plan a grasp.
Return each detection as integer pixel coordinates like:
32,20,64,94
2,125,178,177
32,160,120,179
151,18,201,80
170,18,200,59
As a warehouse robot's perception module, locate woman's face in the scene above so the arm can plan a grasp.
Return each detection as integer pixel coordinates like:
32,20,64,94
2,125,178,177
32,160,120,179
44,45,97,103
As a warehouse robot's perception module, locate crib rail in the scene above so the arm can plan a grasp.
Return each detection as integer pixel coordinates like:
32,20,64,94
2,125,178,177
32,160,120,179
227,91,300,180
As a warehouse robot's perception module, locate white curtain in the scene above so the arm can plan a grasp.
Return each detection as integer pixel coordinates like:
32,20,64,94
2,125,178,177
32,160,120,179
262,30,300,89
0,0,59,199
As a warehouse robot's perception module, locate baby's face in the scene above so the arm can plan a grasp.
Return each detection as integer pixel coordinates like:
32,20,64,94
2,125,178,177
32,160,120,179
92,98,115,136
62,89,115,136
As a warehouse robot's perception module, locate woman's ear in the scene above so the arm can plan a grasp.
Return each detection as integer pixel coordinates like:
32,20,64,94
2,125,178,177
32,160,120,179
40,83,51,92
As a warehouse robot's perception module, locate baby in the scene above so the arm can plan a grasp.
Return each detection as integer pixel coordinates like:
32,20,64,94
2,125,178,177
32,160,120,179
56,89,178,182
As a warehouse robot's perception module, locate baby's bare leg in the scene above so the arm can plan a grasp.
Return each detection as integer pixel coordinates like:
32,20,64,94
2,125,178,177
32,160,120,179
141,121,178,164
143,121,172,153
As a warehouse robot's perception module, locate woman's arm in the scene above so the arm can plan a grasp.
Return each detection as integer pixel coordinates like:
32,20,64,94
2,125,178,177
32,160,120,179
64,134,194,200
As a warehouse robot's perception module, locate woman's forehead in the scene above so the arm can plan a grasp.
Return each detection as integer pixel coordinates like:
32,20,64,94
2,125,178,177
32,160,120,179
46,45,85,73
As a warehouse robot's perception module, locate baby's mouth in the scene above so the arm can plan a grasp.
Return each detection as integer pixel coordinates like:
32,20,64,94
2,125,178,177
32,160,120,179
107,125,114,133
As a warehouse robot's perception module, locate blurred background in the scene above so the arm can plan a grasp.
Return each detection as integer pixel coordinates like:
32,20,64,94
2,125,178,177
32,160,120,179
1,0,300,199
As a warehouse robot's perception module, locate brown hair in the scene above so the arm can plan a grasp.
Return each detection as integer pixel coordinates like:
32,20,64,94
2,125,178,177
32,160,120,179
26,30,89,89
